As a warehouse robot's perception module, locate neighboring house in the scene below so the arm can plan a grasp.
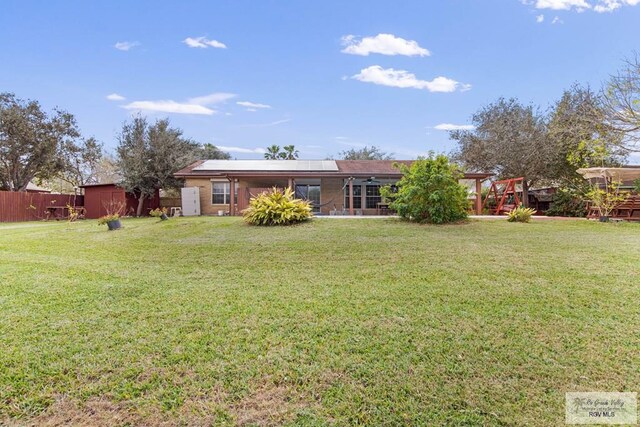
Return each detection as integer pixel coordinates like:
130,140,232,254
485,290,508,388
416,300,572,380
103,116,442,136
25,182,52,193
80,183,160,219
174,160,492,216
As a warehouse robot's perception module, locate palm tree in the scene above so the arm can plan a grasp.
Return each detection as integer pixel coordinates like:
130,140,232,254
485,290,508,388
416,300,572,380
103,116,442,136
264,145,281,160
282,145,299,160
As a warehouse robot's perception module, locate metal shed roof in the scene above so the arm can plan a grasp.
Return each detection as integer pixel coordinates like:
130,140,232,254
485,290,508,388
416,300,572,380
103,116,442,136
193,160,339,172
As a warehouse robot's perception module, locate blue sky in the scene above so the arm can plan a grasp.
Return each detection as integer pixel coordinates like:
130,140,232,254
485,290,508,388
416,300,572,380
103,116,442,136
1,0,639,160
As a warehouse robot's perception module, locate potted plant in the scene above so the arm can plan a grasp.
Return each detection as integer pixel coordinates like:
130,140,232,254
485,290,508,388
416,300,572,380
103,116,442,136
586,179,627,222
98,200,125,230
149,207,169,220
98,214,122,230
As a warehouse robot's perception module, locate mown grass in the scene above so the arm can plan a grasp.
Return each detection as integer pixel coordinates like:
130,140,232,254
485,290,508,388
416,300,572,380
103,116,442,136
0,217,639,426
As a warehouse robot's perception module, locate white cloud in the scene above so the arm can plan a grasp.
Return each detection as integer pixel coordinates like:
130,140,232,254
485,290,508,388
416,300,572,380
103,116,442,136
552,15,564,23
434,123,476,131
536,14,545,22
341,33,430,57
351,65,470,93
114,41,140,51
106,93,125,101
534,0,591,10
237,101,272,109
241,118,291,127
183,36,227,49
525,0,639,12
188,93,236,105
217,146,266,154
122,101,215,115
122,92,235,115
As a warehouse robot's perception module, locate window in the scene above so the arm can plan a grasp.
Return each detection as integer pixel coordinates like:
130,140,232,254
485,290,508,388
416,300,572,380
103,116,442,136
344,184,362,209
211,181,237,204
365,185,381,209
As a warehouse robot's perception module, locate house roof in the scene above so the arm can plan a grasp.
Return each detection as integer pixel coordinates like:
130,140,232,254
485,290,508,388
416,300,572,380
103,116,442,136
175,159,493,180
193,160,339,172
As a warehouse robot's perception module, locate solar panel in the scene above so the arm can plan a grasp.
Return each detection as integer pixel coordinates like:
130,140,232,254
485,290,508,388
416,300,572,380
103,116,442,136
193,160,339,172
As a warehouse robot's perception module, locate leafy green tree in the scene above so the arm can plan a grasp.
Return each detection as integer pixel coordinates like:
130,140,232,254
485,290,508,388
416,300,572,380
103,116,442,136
199,143,230,160
264,144,281,160
116,116,200,216
381,154,469,224
547,85,625,184
0,92,83,191
602,54,640,152
450,98,549,206
339,145,393,160
263,144,299,160
282,144,299,160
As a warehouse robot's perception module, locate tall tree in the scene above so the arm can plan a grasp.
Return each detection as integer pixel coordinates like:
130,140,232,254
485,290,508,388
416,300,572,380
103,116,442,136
281,144,299,160
264,144,281,160
0,93,81,191
450,98,550,205
602,54,640,152
339,145,393,160
116,116,200,216
263,144,299,160
57,137,104,188
547,85,625,185
199,143,231,160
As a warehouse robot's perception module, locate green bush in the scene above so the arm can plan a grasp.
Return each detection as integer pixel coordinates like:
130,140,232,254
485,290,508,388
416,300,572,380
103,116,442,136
545,187,587,217
243,187,312,226
381,154,469,224
507,206,536,222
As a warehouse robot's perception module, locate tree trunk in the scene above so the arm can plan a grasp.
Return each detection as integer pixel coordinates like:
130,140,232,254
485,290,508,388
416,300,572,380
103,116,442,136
136,194,146,217
522,180,530,208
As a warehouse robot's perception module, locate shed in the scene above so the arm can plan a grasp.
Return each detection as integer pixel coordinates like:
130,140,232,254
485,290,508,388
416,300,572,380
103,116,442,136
80,183,160,219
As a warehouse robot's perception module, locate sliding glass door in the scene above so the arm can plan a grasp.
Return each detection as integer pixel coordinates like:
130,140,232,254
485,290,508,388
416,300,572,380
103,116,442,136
295,185,321,212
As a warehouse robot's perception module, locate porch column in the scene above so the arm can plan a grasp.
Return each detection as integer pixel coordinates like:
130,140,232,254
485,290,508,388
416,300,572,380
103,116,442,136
475,178,482,215
349,179,354,216
287,177,293,191
229,178,236,216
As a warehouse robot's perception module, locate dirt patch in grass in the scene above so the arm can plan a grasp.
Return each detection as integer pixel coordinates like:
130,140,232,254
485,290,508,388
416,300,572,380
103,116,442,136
229,379,313,426
4,396,145,427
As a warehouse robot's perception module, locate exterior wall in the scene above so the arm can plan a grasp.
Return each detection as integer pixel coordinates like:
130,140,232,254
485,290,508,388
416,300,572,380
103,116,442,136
185,178,233,216
320,178,344,215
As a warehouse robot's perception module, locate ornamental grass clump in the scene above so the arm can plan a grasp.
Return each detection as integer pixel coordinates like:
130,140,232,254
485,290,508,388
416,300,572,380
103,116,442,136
243,187,313,226
507,206,537,222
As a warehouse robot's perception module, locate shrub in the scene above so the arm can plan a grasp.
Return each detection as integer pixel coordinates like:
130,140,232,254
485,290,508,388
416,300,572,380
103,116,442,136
243,187,312,226
97,214,120,225
149,207,168,218
507,206,536,222
381,154,469,224
545,187,587,217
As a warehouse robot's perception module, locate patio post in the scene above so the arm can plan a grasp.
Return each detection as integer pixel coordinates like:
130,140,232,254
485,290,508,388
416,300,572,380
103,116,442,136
229,177,236,216
349,178,354,216
475,178,482,215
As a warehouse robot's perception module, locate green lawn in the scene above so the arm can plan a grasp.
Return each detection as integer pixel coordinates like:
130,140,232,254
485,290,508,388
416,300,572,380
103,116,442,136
0,217,639,426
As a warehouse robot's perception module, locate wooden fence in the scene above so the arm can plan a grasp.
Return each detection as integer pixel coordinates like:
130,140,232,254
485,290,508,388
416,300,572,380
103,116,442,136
0,191,84,222
159,197,182,208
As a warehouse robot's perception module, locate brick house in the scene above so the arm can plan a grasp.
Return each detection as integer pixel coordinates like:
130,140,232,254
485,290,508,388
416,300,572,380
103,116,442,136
174,160,492,216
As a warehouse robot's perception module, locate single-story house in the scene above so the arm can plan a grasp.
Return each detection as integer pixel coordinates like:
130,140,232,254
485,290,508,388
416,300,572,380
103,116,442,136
174,160,492,216
80,183,160,219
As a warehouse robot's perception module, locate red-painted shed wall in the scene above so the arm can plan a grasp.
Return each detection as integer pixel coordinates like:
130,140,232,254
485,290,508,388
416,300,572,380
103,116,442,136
82,184,160,219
